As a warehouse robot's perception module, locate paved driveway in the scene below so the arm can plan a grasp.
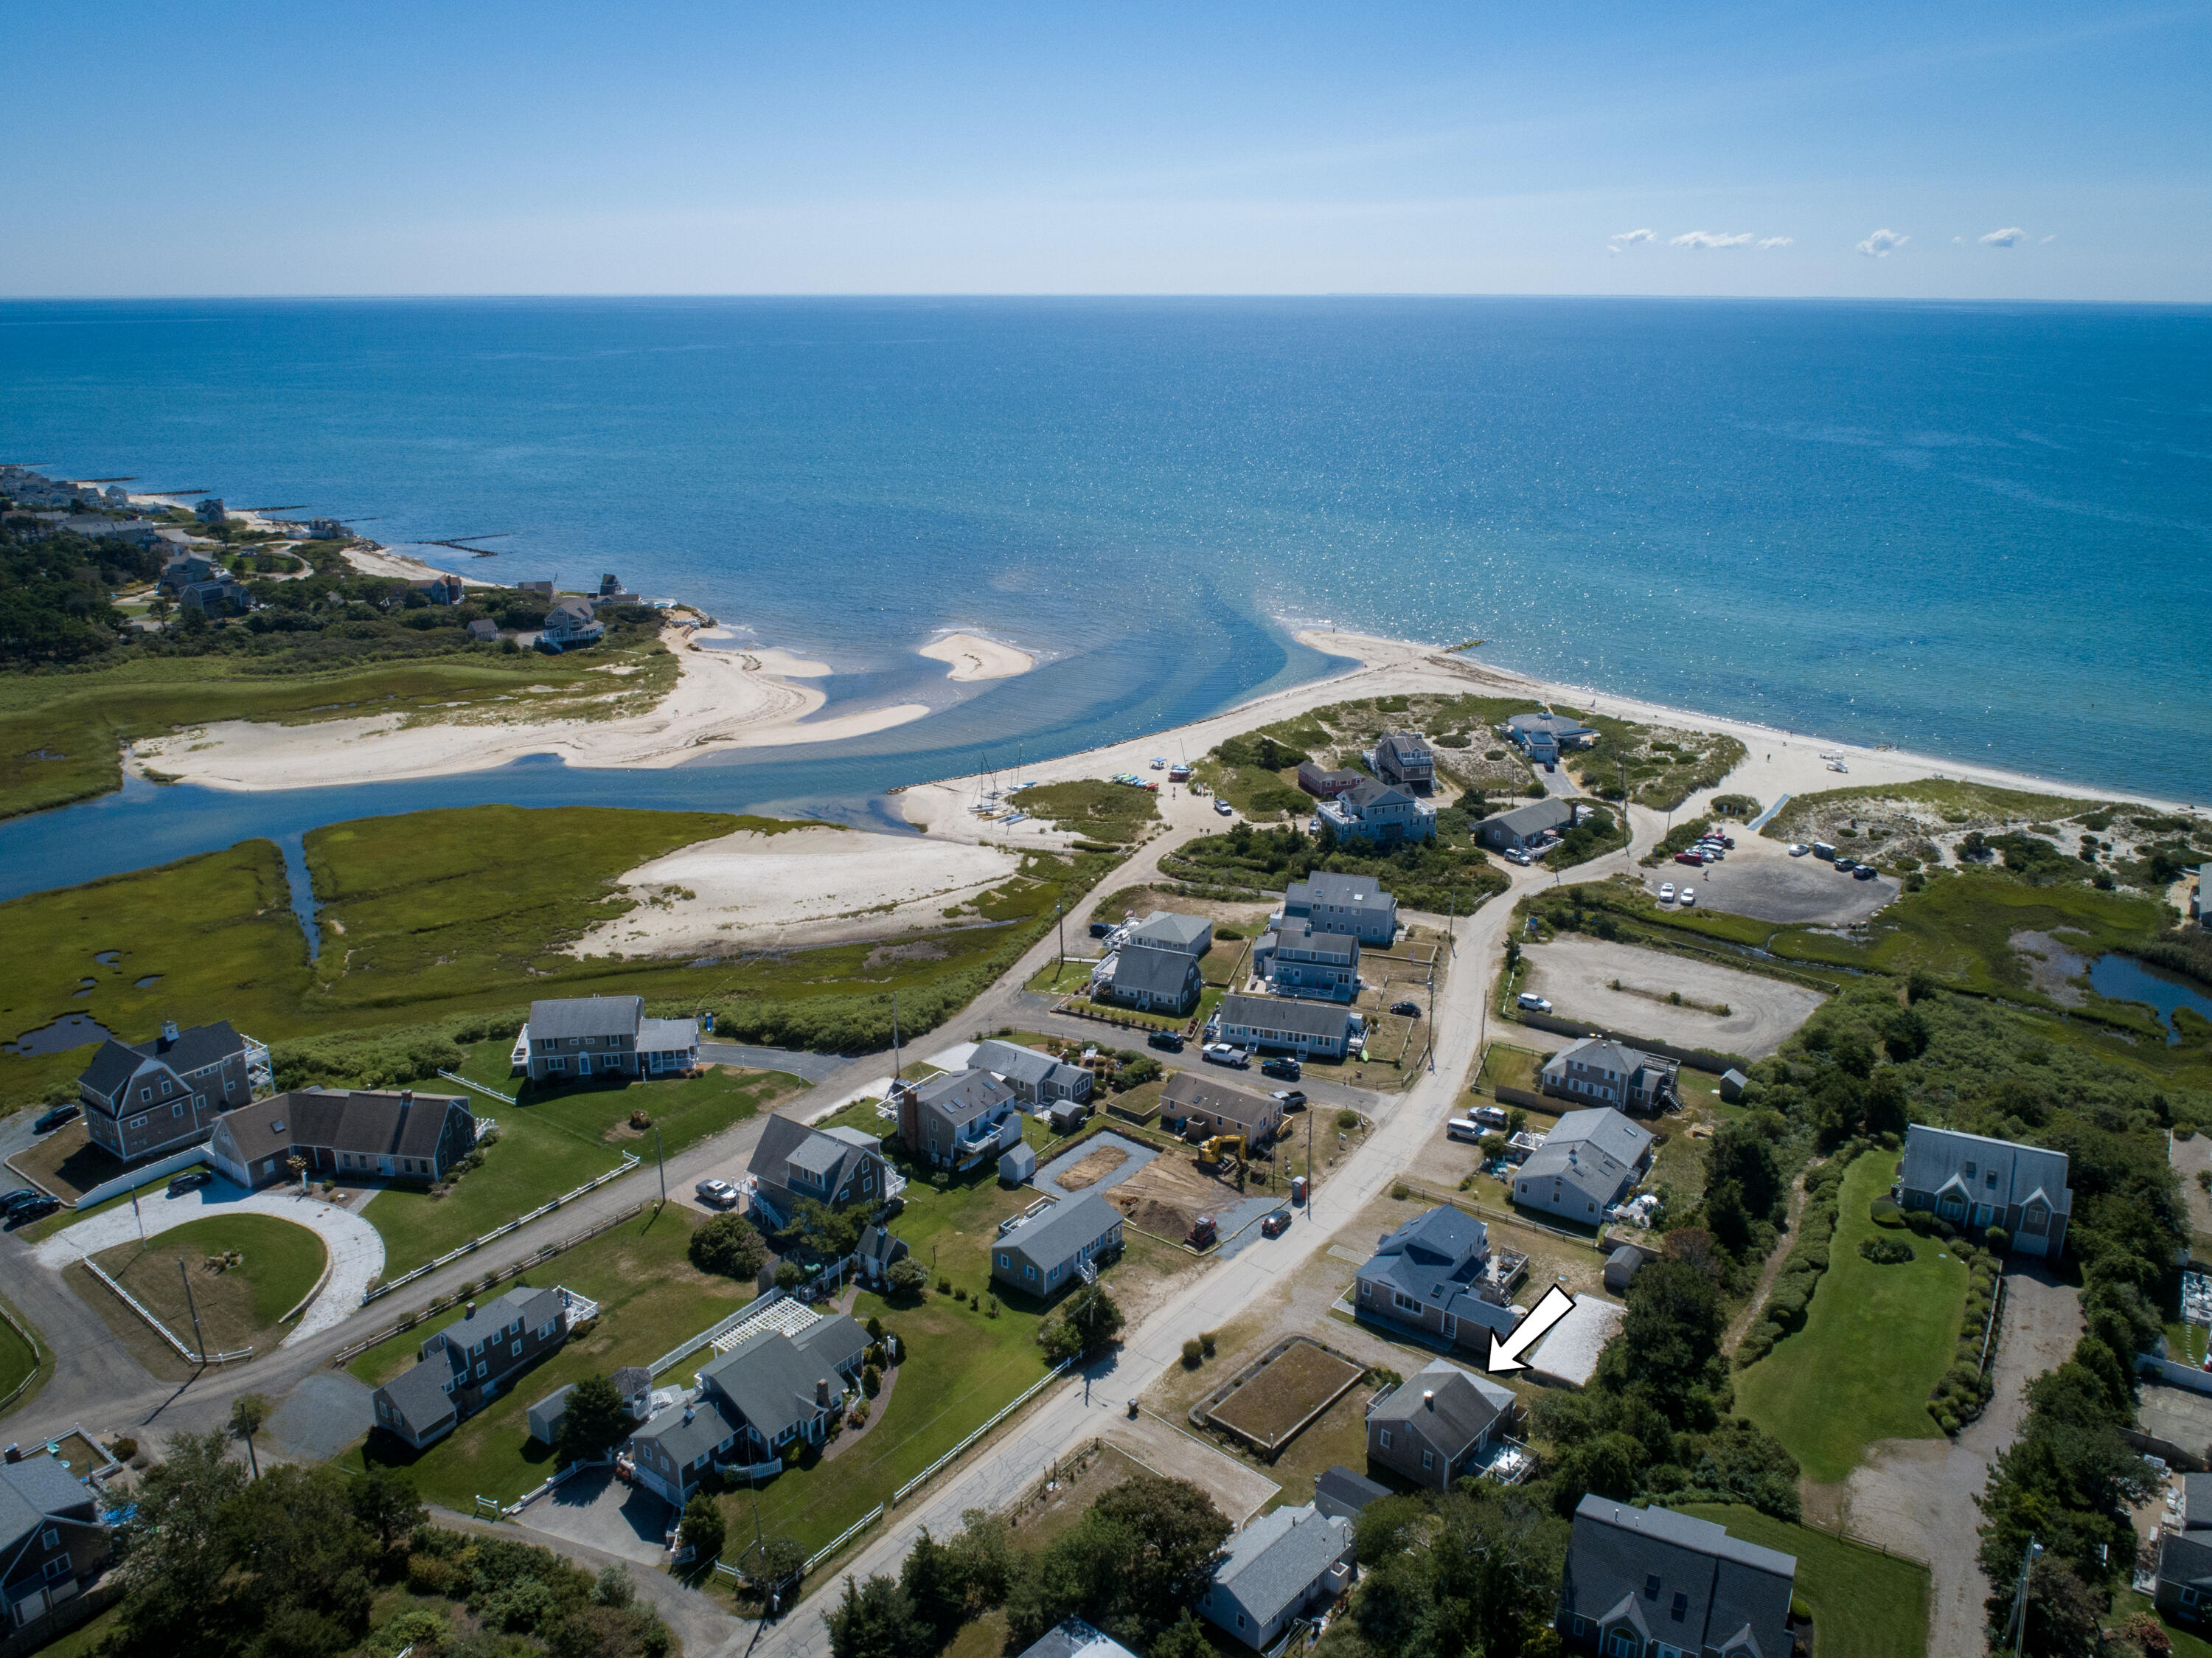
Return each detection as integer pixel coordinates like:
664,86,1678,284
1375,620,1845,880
33,1176,383,1343
698,1043,847,1085
515,1466,676,1566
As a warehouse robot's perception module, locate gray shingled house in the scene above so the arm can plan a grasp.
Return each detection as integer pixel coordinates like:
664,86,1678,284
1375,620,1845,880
205,1088,478,1189
970,1039,1095,1106
1557,1497,1796,1658
1512,1109,1654,1224
1317,777,1437,845
991,1189,1123,1300
1374,731,1435,792
1124,912,1214,958
1158,1071,1285,1145
1542,1038,1681,1116
895,1069,1023,1170
1216,992,1360,1059
372,1284,588,1449
0,1454,112,1631
1198,1502,1354,1650
1475,797,1575,853
2155,1474,2212,1628
521,996,699,1083
1251,915,1360,1002
1366,1358,1519,1490
76,1019,271,1162
1279,872,1399,946
1352,1207,1521,1352
1089,943,1203,1016
745,1117,891,1229
1896,1124,2072,1258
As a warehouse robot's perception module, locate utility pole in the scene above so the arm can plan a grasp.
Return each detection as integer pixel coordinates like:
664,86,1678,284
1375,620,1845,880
177,1257,207,1362
892,991,901,1083
654,1126,667,1206
2002,1539,2041,1657
1056,899,1065,980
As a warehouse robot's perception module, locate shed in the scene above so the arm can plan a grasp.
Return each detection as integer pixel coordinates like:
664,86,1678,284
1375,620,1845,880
1048,1099,1089,1134
1000,1142,1038,1184
1603,1245,1645,1294
1313,1465,1392,1522
1719,1068,1750,1103
526,1383,577,1445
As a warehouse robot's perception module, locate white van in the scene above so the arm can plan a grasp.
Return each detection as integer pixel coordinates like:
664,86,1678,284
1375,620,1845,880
1447,1117,1484,1142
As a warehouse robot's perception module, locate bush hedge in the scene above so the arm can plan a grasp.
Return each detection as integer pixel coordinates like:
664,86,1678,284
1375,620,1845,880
1928,1238,2002,1432
1734,1142,1867,1368
1857,1234,1916,1265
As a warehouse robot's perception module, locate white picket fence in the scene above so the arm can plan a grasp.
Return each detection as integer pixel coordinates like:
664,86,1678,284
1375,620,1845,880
891,1357,1074,1505
804,1505,886,1576
362,1154,640,1303
81,1258,253,1365
437,1069,518,1106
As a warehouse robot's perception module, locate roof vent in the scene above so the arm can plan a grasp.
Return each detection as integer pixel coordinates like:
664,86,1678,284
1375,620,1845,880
1423,1390,1436,1408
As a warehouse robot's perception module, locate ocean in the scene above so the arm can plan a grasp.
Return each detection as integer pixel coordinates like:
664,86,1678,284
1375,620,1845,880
1,295,2206,887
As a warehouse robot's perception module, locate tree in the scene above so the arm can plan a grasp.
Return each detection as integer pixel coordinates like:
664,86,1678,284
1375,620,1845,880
824,1574,924,1658
688,1213,768,1280
216,1465,376,1640
1089,1473,1231,1636
886,1258,928,1300
345,1465,425,1554
945,1509,1019,1609
680,1495,725,1563
898,1528,965,1643
1706,1123,1783,1221
1150,1611,1214,1658
555,1376,636,1467
774,1260,806,1291
111,1431,248,1657
782,1196,863,1260
1038,1284,1124,1363
229,1392,272,1480
1863,1070,1911,1138
748,1536,805,1599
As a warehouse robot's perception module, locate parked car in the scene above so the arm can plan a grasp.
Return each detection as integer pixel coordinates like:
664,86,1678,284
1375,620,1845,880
0,1189,43,1215
1261,1210,1291,1238
32,1103,79,1134
1270,1089,1307,1109
1148,1030,1185,1052
1214,799,1234,816
1515,991,1552,1013
4,1193,59,1226
1262,1055,1301,1081
1089,920,1113,937
1391,1001,1422,1019
1854,863,1880,880
1203,1043,1249,1068
1833,857,1858,873
1447,1117,1482,1142
1505,847,1532,866
167,1168,212,1196
1473,1105,1509,1129
1722,836,1737,849
1679,888,1697,907
1658,882,1675,902
695,1178,739,1208
1787,843,1810,856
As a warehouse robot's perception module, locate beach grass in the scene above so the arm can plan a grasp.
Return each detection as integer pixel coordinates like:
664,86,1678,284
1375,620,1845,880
1761,778,2123,840
1006,779,1159,845
1734,1154,1967,1483
1673,1504,1930,1658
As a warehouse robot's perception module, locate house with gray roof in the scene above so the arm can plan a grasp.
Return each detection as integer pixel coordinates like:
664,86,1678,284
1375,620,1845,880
539,596,604,649
2156,1476,2212,1629
896,1069,1023,1170
745,1116,891,1230
1366,1357,1519,1491
1312,1466,1391,1522
0,1454,111,1632
1476,797,1576,853
1216,992,1360,1059
178,575,251,617
1558,1497,1796,1658
1126,912,1214,957
627,1314,869,1505
1159,1071,1284,1144
1897,1124,2072,1258
1318,776,1436,846
1198,1502,1354,1650
1251,916,1359,1002
991,1188,1123,1300
1512,1109,1655,1224
1501,711,1598,763
970,1039,1094,1106
1374,732,1435,793
76,1018,270,1163
1089,943,1202,1016
1280,872,1398,946
1542,1037,1680,1116
373,1284,583,1449
1013,1620,1139,1658
1352,1206,1521,1352
521,996,698,1083
1295,761,1363,799
206,1087,477,1189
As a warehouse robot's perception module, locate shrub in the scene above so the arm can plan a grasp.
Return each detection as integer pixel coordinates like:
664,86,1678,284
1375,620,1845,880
862,1364,881,1398
1200,1331,1217,1357
1391,1182,1410,1200
1985,1226,2011,1254
1182,1339,1203,1368
886,1258,928,1299
1789,1595,1811,1624
939,1277,953,1296
1337,1109,1360,1131
108,1436,138,1463
1858,1235,1916,1265
688,1213,767,1280
1871,1197,1904,1227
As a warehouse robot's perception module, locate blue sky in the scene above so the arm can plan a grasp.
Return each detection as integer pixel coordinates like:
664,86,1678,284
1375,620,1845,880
4,1,2203,298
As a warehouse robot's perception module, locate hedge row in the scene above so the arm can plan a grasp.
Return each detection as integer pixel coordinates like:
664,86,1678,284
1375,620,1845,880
272,1007,525,1090
1924,1227,2002,1433
1734,1140,1868,1369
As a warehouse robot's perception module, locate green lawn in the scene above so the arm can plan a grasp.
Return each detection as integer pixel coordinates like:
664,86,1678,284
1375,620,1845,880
91,1213,328,1356
448,1040,804,1155
1675,1504,1929,1658
351,1205,751,1508
2114,1590,2212,1658
1005,780,1160,845
1736,1155,1969,1483
0,1293,43,1413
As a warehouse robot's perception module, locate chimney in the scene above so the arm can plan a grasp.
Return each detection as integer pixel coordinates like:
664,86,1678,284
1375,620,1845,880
400,1089,413,1103
464,1300,476,1319
816,1377,832,1406
1423,1390,1436,1409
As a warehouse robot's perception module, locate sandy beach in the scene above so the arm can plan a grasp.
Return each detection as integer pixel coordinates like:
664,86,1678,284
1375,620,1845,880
920,631,1035,681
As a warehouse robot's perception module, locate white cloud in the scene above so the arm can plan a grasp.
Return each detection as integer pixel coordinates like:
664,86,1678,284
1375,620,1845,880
1856,228,1908,258
1978,226,2028,246
2041,234,2057,244
1605,244,1622,256
1756,236,1793,250
1671,230,1753,249
1610,228,1658,245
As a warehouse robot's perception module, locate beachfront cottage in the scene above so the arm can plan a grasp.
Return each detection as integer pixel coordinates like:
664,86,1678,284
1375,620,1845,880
206,1087,478,1189
1540,1038,1680,1116
1088,943,1202,1017
1475,797,1576,853
1896,1125,2072,1258
970,1038,1095,1106
1367,1358,1520,1491
625,1315,869,1506
1352,1207,1520,1352
1500,711,1597,761
372,1285,591,1449
745,1117,893,1229
0,1454,113,1634
409,572,467,605
1158,1071,1284,1145
76,1019,271,1163
1374,731,1435,792
520,996,699,1082
1198,1503,1354,1651
1512,1109,1654,1224
1317,777,1436,845
1216,993,1360,1060
1557,1497,1796,1658
1124,911,1214,958
538,596,604,649
193,498,227,524
1251,915,1360,1002
1295,760,1363,799
896,1069,1023,1170
991,1188,1122,1300
467,619,499,642
1279,872,1398,946
157,552,220,592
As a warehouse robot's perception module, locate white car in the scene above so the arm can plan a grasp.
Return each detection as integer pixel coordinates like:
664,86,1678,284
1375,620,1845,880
695,1178,739,1209
1658,882,1675,902
1679,887,1697,906
1506,848,1532,866
1214,799,1234,816
1516,991,1553,1013
1787,843,1810,857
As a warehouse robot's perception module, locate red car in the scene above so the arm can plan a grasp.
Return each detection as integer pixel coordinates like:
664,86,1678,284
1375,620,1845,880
1673,850,1707,867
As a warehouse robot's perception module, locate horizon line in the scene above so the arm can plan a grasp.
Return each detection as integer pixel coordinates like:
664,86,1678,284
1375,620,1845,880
1,291,2207,308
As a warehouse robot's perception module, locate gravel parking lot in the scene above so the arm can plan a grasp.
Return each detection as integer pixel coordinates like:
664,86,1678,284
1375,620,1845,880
1651,836,1896,926
1520,937,1827,1058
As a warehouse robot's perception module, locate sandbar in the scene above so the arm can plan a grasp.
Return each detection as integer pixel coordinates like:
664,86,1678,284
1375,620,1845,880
569,825,1022,956
921,631,1035,681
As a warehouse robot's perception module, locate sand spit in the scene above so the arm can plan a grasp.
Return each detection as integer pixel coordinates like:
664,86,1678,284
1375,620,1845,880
921,631,1035,681
568,825,1023,956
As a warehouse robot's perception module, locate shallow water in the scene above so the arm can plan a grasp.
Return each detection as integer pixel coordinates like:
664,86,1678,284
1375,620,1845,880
2090,951,2212,1044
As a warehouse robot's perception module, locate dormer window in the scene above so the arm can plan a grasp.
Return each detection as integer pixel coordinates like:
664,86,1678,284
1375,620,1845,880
1964,1161,1976,1177
1644,1573,1661,1598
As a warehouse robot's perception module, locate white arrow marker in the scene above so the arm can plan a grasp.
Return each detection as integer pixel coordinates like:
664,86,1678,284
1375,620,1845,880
1486,1284,1578,1375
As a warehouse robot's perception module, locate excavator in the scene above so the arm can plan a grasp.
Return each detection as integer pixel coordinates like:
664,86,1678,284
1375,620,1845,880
1199,1133,1248,1171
